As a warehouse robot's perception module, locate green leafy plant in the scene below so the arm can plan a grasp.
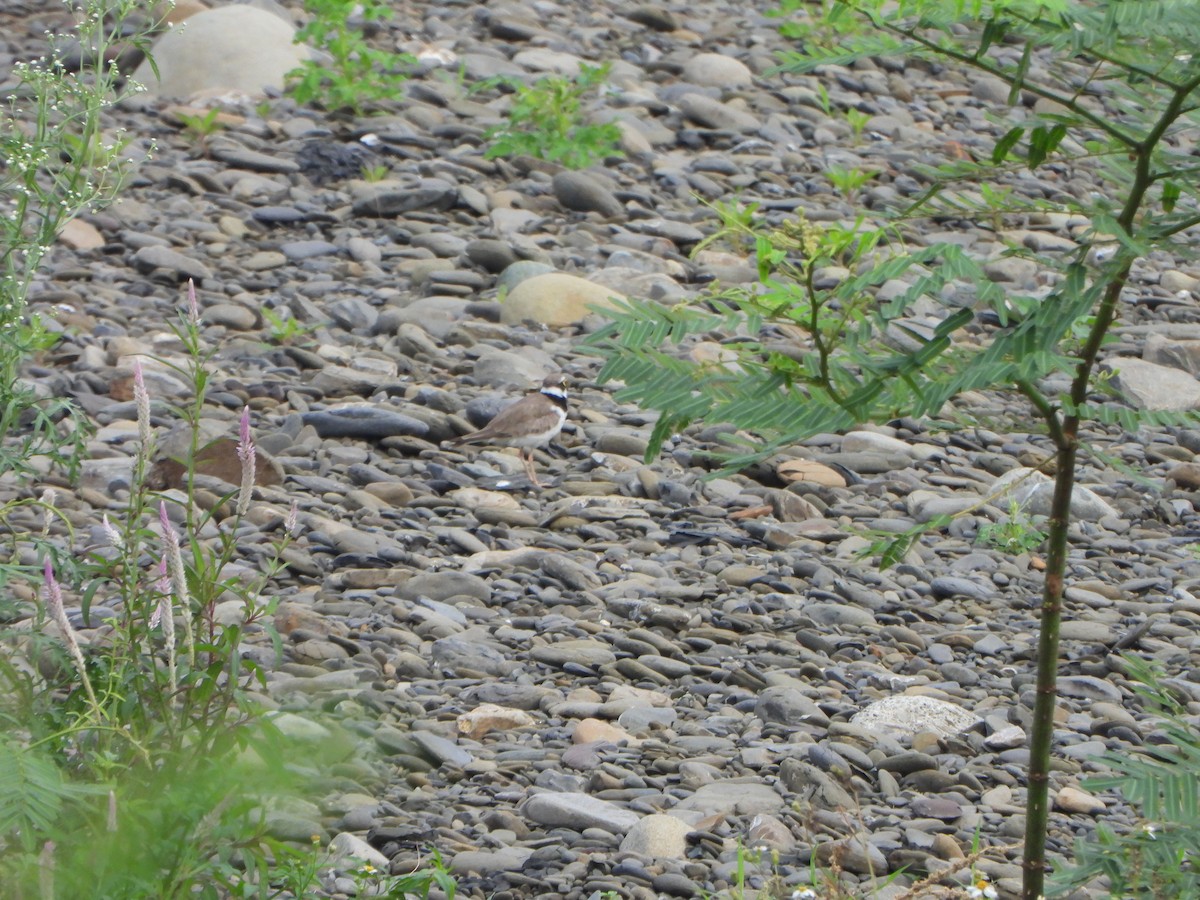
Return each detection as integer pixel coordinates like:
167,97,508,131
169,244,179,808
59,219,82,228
268,836,326,898
287,0,417,115
826,164,878,200
813,82,835,117
262,306,322,346
976,501,1047,555
0,0,159,479
594,3,1200,898
1051,655,1200,897
386,847,458,899
264,840,457,900
843,107,871,143
176,107,225,150
0,282,320,897
360,162,391,182
482,63,624,169
977,183,1015,233
699,841,788,900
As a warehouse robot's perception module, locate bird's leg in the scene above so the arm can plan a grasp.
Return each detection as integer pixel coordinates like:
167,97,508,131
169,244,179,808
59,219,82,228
522,449,542,487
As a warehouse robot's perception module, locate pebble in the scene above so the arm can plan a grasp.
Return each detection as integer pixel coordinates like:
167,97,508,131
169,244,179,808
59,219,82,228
681,53,755,88
1055,786,1107,815
552,171,625,217
619,814,692,858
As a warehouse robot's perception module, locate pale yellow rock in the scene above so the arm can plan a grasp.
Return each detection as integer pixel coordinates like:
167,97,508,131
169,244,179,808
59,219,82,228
457,704,536,740
501,272,624,327
58,219,104,251
574,717,640,746
681,52,754,87
689,341,742,371
1055,786,1106,815
363,481,414,507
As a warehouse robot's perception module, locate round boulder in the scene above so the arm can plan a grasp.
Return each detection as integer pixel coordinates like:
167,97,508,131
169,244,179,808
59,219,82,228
132,6,310,99
501,272,625,327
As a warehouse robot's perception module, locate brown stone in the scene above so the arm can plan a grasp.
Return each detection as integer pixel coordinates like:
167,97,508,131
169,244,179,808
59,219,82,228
1168,462,1200,489
149,438,283,490
777,458,846,487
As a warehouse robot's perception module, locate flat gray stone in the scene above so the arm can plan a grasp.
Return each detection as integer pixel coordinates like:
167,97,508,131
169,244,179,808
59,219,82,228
523,792,639,833
450,847,534,875
301,408,429,439
132,245,212,282
530,640,617,669
430,637,513,677
677,93,760,131
1105,356,1200,411
411,730,474,768
755,686,831,728
673,781,784,816
352,178,458,216
1058,675,1123,705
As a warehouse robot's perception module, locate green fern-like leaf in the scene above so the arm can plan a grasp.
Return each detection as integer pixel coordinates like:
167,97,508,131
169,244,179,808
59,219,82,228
0,738,90,852
1054,655,1200,896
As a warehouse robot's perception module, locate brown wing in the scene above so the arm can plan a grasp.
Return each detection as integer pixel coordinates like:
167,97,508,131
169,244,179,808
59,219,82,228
451,394,550,444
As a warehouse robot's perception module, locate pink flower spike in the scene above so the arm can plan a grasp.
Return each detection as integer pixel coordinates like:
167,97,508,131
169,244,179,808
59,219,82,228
153,557,177,693
101,514,124,550
149,562,164,627
236,406,256,516
43,559,62,616
42,559,97,709
158,500,176,542
237,406,254,462
186,279,200,327
132,359,152,451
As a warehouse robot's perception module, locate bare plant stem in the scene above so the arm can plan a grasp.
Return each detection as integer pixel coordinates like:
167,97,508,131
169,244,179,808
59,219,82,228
1007,52,1199,900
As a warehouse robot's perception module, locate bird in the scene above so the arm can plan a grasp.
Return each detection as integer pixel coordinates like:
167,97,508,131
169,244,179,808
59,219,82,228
448,373,568,487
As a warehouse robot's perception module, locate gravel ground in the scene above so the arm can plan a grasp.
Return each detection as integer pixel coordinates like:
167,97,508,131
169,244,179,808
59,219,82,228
5,2,1200,898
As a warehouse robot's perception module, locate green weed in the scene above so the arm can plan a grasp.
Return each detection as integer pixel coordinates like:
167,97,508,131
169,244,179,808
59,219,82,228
1051,655,1200,898
0,0,157,479
482,63,624,169
976,501,1047,555
287,0,417,115
176,107,225,149
843,108,870,144
825,165,878,201
360,162,391,182
262,306,322,346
